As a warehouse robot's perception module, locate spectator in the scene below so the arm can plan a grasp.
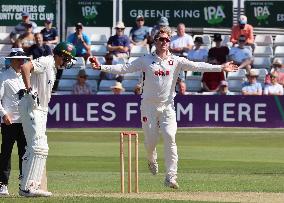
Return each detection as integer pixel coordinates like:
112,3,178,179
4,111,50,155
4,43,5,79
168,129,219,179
134,83,142,95
129,15,149,47
202,57,225,92
27,33,52,59
111,81,125,95
208,33,229,64
228,35,253,72
230,15,254,48
10,11,37,44
67,22,91,61
107,21,130,61
99,53,123,82
215,80,233,95
18,23,35,53
266,58,284,87
149,17,169,48
263,72,284,95
40,18,59,46
177,81,189,95
241,69,262,95
72,69,93,95
187,37,208,62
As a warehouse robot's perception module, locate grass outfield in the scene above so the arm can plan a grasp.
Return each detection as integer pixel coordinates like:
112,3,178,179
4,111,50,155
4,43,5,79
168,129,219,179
1,128,284,202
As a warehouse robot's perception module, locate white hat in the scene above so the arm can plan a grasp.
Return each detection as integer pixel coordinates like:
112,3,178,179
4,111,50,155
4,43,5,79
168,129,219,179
111,82,125,91
246,69,259,77
115,21,125,29
239,15,247,24
273,58,282,66
5,48,30,59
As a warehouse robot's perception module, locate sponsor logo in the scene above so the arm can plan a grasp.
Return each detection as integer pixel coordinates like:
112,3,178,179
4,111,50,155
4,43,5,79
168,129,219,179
154,69,170,76
204,5,226,25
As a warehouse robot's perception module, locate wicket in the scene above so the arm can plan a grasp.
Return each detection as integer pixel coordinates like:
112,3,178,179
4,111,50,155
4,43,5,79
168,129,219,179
120,131,139,193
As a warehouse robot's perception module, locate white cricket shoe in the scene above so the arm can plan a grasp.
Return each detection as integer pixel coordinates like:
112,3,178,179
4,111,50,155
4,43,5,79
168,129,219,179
164,175,179,189
19,188,52,197
0,184,9,196
148,161,158,175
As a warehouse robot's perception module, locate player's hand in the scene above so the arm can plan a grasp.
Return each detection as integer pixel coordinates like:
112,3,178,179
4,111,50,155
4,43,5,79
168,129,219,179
3,114,12,125
89,56,101,70
222,61,239,72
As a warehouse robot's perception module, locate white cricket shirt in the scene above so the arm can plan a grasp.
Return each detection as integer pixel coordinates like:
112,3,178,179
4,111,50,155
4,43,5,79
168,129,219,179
0,67,25,123
101,52,223,103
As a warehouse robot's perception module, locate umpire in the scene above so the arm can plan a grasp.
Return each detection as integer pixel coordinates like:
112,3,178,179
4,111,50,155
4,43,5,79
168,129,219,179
0,48,29,196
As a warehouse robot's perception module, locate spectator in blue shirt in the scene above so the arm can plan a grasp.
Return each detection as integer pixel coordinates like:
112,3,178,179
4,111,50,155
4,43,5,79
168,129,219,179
242,69,262,95
40,18,59,46
107,21,130,61
67,22,91,61
129,15,149,47
27,33,52,59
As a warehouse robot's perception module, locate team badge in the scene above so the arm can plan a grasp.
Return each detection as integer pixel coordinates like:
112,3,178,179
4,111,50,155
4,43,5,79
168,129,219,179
168,60,173,65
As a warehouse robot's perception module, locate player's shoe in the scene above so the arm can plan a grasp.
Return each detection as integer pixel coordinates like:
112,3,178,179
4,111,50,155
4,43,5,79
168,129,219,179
19,188,52,197
164,175,179,189
0,183,9,196
148,161,158,175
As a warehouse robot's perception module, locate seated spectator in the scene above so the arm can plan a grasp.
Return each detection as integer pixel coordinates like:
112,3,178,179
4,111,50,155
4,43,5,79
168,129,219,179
12,39,23,48
28,33,52,59
230,15,254,48
40,18,59,45
99,53,123,82
187,37,208,62
10,11,37,44
208,33,229,64
107,22,130,61
215,80,233,95
111,82,125,95
67,22,91,61
149,17,169,48
202,57,225,92
129,15,149,47
170,23,194,56
241,69,262,95
263,72,284,95
177,81,189,95
228,35,253,72
134,83,142,95
18,23,35,52
72,69,93,95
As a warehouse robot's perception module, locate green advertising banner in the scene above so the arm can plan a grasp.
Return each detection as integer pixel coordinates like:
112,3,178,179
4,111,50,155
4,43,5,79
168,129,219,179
123,0,233,28
245,1,284,27
66,0,113,27
0,0,56,26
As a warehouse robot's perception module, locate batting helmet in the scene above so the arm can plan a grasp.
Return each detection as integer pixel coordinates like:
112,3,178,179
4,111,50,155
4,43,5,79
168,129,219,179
53,42,76,59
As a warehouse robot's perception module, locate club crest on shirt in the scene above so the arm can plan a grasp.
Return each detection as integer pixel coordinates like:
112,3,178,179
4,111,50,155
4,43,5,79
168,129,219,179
168,60,174,65
154,69,170,76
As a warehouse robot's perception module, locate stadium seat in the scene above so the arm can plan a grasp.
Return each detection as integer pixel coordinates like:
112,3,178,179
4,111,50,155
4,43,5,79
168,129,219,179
91,45,107,56
274,35,284,47
74,57,85,67
123,71,141,80
90,34,108,45
228,80,243,92
99,80,117,91
227,69,246,80
130,45,149,57
254,35,273,46
122,79,139,91
252,68,268,81
61,68,80,79
0,44,12,56
87,79,98,92
0,33,10,44
253,46,273,57
193,34,211,47
57,79,77,91
114,57,126,64
253,57,272,69
84,68,101,79
52,91,73,95
128,57,139,63
274,46,284,57
184,78,202,92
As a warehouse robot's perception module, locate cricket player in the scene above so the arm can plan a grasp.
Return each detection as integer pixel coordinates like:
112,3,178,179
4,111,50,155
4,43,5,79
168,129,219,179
18,42,76,197
90,27,238,189
0,48,29,196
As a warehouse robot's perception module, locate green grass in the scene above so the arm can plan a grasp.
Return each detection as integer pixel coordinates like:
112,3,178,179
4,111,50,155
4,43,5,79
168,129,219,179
1,128,284,202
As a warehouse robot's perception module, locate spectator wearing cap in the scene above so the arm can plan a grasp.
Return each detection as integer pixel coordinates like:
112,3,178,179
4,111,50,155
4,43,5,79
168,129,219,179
149,17,169,47
129,15,149,47
263,72,283,95
265,58,284,86
67,22,91,61
27,33,52,59
208,33,229,64
187,36,208,62
72,69,93,95
230,15,254,47
215,80,233,95
0,48,30,196
107,21,130,60
10,11,37,44
40,18,59,45
241,69,262,95
18,23,35,53
111,82,125,95
170,23,194,56
228,35,253,72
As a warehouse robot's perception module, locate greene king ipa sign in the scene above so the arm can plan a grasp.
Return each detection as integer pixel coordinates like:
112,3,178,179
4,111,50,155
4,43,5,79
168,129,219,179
245,0,284,27
66,0,113,26
0,0,56,25
123,0,233,27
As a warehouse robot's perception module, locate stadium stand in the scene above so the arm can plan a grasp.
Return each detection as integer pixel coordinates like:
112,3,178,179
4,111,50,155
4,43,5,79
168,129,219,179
61,68,80,79
57,79,77,91
274,35,284,47
253,56,272,69
90,34,108,45
84,68,101,80
253,46,273,57
90,44,108,56
254,35,273,47
228,80,243,92
130,45,149,57
122,79,139,91
274,46,284,57
99,80,117,91
123,71,141,80
0,33,10,44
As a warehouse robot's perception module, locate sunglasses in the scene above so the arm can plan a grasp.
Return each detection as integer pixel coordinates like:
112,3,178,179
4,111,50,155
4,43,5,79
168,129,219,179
158,37,170,43
116,28,125,31
136,19,144,21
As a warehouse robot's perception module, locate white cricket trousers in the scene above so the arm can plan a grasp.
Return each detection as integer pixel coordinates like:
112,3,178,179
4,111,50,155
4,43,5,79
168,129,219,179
141,100,178,177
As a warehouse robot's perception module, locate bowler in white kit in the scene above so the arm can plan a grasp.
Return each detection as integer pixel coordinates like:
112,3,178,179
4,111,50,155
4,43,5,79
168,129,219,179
91,27,238,189
18,42,76,197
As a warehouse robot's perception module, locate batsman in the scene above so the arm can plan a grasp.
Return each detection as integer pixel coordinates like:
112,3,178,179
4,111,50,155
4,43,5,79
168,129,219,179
18,42,76,197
